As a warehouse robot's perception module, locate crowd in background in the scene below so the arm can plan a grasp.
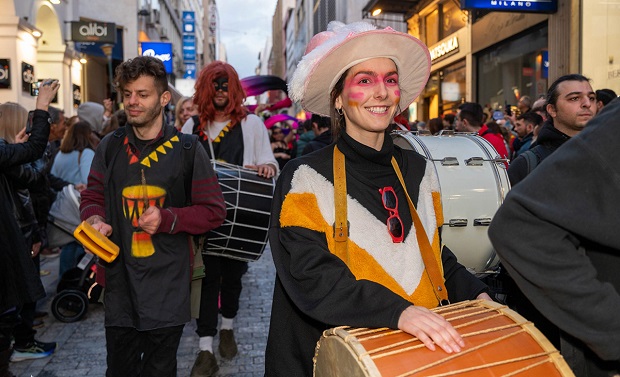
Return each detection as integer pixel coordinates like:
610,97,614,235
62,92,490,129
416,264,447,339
1,62,618,376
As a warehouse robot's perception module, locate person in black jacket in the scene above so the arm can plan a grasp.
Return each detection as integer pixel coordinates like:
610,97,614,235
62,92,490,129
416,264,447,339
489,98,620,376
508,74,597,186
0,81,58,377
301,114,332,155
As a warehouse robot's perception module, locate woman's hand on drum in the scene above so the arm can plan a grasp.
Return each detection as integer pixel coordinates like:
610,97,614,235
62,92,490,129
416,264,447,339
246,163,276,179
138,206,162,235
477,292,493,301
398,305,465,354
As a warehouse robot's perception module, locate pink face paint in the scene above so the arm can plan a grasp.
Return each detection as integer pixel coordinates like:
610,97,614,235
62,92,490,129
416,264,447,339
348,91,365,100
394,90,401,97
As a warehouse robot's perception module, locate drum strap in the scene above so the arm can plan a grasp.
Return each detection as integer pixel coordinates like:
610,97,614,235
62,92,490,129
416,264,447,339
333,146,349,264
331,145,448,305
391,157,449,305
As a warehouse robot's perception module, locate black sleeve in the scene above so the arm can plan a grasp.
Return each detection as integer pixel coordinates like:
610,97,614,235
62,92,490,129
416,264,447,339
0,110,50,169
47,173,70,191
507,153,528,186
442,245,489,302
4,161,46,190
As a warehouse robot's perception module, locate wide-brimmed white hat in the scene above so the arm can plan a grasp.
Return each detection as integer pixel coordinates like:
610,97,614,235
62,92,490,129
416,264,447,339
289,21,431,117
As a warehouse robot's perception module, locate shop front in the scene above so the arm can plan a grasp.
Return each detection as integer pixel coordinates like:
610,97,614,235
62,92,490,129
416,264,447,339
420,27,469,121
471,12,549,114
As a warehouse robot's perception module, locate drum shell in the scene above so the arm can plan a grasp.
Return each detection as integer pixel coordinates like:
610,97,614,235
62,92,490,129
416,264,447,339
313,300,575,377
392,132,510,274
203,161,274,262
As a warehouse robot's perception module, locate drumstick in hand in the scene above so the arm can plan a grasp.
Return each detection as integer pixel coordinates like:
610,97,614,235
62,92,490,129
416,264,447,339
141,169,149,211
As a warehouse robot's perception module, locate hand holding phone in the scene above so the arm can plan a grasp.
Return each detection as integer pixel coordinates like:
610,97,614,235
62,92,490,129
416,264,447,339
25,111,34,134
35,80,60,111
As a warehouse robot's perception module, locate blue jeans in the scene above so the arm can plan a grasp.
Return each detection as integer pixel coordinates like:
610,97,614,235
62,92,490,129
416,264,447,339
59,241,85,278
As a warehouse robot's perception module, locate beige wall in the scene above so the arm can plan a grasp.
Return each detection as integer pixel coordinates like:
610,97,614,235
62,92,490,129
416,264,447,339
581,0,620,93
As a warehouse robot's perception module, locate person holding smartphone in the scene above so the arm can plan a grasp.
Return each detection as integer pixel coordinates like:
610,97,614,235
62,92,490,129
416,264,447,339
0,80,59,373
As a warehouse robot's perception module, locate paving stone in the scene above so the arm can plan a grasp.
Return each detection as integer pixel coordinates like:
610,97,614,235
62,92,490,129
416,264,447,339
10,246,276,377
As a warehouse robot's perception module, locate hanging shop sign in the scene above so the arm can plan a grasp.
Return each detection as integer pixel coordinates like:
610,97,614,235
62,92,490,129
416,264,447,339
429,36,460,63
0,59,10,89
71,21,117,43
22,62,35,93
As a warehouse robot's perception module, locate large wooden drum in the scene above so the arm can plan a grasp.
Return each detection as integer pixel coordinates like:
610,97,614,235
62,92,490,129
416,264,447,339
313,300,574,377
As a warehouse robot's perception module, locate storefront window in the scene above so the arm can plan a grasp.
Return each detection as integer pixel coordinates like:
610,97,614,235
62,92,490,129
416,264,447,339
421,59,466,120
441,59,466,114
477,25,548,113
442,1,466,38
425,10,439,46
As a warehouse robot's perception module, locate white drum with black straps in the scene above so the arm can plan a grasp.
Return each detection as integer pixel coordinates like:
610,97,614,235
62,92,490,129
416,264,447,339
203,161,275,262
392,131,510,275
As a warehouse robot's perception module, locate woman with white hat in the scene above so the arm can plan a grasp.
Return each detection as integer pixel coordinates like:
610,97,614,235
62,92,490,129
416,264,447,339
265,21,492,376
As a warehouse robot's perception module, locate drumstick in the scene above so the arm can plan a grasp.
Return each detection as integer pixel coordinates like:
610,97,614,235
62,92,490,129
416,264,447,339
141,169,149,211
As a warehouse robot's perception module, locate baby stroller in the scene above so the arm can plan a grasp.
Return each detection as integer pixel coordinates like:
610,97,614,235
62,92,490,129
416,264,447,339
47,184,103,322
51,253,103,323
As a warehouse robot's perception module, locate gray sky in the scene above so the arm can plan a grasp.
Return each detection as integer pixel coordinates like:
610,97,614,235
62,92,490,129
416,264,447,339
217,0,278,79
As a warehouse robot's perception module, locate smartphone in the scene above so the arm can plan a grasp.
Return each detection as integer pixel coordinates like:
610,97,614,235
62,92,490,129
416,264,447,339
25,110,34,134
30,79,56,96
505,105,512,117
30,81,41,96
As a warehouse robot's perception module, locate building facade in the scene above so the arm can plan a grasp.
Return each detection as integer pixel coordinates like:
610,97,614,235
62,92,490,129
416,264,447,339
0,0,206,113
273,0,616,122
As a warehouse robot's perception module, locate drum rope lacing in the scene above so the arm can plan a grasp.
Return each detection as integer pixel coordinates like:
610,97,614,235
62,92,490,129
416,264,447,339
342,300,562,377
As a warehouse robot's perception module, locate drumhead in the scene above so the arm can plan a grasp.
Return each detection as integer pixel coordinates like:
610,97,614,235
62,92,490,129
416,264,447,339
203,161,275,262
392,132,510,274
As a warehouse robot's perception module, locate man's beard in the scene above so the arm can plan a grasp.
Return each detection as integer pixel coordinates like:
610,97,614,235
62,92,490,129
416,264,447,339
213,97,229,111
127,103,162,128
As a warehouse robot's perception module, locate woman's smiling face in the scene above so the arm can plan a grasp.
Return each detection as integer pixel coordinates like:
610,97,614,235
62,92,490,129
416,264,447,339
336,58,400,141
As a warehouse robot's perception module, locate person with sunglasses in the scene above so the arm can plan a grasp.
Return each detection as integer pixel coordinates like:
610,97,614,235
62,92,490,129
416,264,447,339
182,61,278,377
265,21,492,377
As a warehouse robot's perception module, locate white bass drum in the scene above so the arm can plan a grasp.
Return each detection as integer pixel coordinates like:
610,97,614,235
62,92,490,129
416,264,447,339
392,131,510,275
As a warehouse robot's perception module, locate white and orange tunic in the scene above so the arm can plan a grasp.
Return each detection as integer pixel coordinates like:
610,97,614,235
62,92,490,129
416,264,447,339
265,131,488,377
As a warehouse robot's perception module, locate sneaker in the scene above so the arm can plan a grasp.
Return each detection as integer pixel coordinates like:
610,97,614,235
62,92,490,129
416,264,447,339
218,329,237,359
10,340,57,362
190,350,218,377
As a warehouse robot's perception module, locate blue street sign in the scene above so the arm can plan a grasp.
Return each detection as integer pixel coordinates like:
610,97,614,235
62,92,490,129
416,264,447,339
183,11,196,35
183,35,196,62
141,42,173,73
184,63,197,79
461,0,557,13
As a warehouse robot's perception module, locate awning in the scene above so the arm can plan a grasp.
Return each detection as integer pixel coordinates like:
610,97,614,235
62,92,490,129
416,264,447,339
362,0,420,18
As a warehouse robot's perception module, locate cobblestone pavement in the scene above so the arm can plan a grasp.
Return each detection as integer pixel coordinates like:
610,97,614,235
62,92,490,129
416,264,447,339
10,246,276,377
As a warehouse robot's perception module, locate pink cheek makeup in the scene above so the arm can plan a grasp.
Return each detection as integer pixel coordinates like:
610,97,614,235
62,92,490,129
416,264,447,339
348,91,365,100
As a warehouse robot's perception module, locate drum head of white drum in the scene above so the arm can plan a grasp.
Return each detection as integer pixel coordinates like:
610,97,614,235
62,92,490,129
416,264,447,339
391,132,510,275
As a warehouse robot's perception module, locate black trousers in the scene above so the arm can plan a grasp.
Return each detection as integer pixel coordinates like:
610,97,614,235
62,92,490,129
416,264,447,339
105,325,183,377
195,255,247,337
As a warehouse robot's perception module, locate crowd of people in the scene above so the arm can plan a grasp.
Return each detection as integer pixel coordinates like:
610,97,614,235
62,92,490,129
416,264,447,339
2,19,619,377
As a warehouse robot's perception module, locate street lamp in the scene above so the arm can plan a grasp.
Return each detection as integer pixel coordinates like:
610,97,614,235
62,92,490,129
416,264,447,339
100,43,115,98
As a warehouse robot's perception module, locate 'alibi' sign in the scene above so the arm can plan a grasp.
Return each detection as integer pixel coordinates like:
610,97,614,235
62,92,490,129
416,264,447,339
71,21,116,43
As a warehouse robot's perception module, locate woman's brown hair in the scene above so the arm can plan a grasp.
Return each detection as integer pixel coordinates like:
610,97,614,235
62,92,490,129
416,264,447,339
60,121,94,153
